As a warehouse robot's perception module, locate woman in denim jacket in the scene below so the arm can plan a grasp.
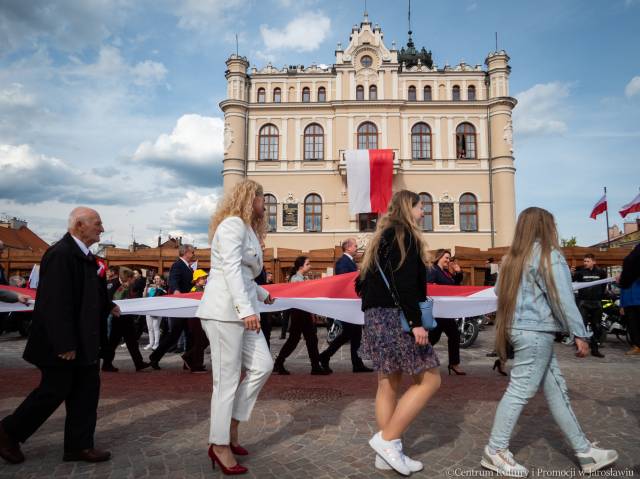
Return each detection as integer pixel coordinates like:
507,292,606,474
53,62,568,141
481,207,618,477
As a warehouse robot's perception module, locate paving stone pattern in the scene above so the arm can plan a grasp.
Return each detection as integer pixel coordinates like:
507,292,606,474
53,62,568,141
0,325,638,478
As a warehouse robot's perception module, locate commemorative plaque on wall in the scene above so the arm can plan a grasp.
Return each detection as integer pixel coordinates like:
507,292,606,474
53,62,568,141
439,202,455,225
282,203,299,227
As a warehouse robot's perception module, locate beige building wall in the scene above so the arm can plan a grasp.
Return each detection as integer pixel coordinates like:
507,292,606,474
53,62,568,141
220,15,517,251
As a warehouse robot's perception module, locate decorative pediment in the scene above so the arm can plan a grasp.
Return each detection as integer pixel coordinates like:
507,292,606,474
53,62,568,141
338,16,395,65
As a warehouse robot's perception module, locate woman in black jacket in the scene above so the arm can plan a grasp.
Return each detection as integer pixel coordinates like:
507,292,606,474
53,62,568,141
357,190,441,476
427,249,466,375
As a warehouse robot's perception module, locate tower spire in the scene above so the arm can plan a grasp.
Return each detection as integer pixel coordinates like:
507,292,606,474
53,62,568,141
407,0,414,48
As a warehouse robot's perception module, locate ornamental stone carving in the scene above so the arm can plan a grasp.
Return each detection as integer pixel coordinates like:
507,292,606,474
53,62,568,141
224,120,234,155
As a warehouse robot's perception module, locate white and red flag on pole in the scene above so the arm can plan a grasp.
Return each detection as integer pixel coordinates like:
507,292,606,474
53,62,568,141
345,149,394,215
619,192,640,218
589,194,607,220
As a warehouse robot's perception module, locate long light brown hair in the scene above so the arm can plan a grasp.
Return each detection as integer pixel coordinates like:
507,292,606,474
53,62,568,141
208,180,266,241
495,207,564,360
359,190,429,279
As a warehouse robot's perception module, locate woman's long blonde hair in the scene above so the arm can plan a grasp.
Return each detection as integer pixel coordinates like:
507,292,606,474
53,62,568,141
359,190,429,279
208,180,266,241
495,207,564,360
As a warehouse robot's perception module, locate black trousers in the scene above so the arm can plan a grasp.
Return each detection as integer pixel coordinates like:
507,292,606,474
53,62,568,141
181,318,208,368
319,321,363,367
150,317,188,363
2,363,100,451
275,309,320,366
260,313,273,349
429,318,461,366
103,315,144,368
578,300,603,349
625,305,640,347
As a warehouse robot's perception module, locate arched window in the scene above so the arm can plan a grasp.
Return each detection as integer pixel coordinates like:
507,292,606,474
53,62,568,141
273,87,281,103
304,194,322,232
258,124,278,161
456,122,476,159
304,123,324,161
358,213,378,232
257,87,265,103
408,85,417,101
356,85,364,100
302,87,310,102
317,87,326,102
357,122,378,149
264,194,277,232
467,85,476,101
423,85,432,101
419,193,433,231
460,193,478,231
411,122,432,160
452,85,461,101
369,85,377,100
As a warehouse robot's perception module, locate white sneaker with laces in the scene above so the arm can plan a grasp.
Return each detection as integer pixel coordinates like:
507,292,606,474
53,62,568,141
369,432,411,476
374,439,423,472
480,445,529,477
576,442,618,473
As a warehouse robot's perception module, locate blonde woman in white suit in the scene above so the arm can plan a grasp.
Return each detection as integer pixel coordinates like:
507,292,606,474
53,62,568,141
197,179,274,475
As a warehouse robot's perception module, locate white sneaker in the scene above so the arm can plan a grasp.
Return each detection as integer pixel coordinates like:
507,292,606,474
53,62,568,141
576,442,618,473
369,432,411,476
143,344,152,350
375,449,423,473
480,445,529,477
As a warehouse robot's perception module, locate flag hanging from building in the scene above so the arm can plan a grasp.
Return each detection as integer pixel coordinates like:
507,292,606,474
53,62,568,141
345,149,394,215
619,193,640,218
589,194,607,219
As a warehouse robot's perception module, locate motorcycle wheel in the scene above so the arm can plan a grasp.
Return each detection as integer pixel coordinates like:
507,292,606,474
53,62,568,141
460,319,479,349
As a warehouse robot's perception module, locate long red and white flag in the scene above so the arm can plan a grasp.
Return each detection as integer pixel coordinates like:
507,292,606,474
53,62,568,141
0,276,614,325
589,194,607,219
619,192,640,218
345,149,393,215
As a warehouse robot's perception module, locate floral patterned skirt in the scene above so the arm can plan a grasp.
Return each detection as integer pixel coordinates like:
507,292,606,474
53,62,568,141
360,307,440,375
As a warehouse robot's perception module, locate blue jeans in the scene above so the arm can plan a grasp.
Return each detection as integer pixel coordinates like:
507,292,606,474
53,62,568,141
488,329,590,454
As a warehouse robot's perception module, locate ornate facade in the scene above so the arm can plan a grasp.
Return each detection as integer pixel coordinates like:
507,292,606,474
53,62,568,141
220,14,517,250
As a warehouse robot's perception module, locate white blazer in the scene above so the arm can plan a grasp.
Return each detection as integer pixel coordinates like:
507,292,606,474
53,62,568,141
196,216,269,322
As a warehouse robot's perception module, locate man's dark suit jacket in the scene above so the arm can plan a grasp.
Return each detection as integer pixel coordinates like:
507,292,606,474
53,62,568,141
23,233,113,367
168,258,193,294
335,254,358,275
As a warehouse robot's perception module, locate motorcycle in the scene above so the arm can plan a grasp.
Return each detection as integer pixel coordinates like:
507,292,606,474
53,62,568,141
457,316,484,349
600,297,630,345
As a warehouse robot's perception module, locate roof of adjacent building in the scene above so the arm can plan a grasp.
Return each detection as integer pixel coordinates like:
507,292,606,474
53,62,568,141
0,225,49,251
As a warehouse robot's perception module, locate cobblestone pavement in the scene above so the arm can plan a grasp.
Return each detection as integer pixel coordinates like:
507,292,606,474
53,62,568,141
0,324,638,479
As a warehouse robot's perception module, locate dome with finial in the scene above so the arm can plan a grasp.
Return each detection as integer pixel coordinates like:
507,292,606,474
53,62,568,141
398,0,433,69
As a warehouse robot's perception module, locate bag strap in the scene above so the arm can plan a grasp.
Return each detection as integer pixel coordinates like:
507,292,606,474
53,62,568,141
375,257,402,310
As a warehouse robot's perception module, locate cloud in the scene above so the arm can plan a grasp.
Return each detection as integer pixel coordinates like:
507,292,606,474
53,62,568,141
131,60,168,86
624,76,640,97
172,0,248,32
0,83,36,108
0,0,131,56
0,143,141,205
513,82,571,137
132,114,224,187
260,11,331,52
167,190,221,236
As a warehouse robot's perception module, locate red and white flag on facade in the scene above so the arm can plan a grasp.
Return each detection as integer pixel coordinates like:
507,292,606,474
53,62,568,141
589,194,607,219
345,149,394,215
619,193,640,218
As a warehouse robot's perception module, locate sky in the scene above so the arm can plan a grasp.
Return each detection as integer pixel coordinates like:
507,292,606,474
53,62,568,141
0,0,639,249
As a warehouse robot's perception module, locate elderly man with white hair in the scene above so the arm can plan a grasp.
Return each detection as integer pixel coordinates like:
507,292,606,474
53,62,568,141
0,207,118,465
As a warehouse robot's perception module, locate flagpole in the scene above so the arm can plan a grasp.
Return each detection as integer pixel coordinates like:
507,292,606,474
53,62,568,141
604,186,611,248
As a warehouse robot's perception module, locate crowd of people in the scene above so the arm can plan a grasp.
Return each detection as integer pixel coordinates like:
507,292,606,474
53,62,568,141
0,185,638,477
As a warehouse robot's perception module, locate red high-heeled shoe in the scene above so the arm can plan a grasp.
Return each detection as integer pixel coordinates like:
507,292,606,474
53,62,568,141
208,445,248,475
230,444,249,456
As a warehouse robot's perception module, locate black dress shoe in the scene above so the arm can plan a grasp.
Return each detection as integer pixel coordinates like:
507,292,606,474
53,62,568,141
591,350,605,358
101,364,119,373
150,361,161,370
311,366,331,375
319,355,332,373
0,424,24,464
63,448,111,463
136,362,151,372
190,366,208,374
273,363,290,375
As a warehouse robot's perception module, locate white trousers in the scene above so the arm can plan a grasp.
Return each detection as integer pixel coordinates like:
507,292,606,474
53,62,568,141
145,315,161,348
201,319,273,445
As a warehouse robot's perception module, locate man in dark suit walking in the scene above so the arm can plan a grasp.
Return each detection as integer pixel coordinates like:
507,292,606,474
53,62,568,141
319,238,373,373
149,244,206,372
0,207,116,465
